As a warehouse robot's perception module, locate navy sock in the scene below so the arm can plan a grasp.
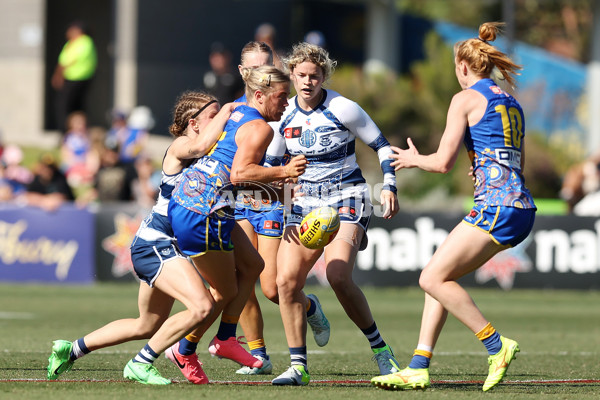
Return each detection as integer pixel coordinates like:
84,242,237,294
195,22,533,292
290,346,307,368
178,338,198,356
216,321,237,341
306,297,317,317
70,338,90,361
133,344,159,364
361,322,386,349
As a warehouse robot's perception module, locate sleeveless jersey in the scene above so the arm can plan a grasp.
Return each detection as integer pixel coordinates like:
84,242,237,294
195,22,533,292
266,89,396,199
131,151,189,246
171,105,264,215
464,78,535,209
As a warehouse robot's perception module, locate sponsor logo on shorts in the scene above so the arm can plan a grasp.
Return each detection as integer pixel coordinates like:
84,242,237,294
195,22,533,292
263,221,281,230
338,206,356,215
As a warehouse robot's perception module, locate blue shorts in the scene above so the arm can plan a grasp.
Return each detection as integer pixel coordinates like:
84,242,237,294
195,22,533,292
130,240,186,287
168,202,235,257
235,202,285,238
462,204,536,247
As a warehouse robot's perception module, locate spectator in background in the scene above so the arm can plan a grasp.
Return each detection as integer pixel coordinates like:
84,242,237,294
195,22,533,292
560,152,600,216
77,138,137,205
2,144,33,187
255,23,283,69
51,20,97,133
0,160,24,202
21,153,74,212
132,155,161,209
60,111,99,190
106,106,153,163
304,30,327,49
203,42,244,103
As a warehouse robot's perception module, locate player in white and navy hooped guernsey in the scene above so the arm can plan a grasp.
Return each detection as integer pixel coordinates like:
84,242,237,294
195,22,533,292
268,42,401,387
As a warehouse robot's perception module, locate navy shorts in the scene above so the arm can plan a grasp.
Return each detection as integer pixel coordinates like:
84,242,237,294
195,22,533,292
130,240,186,287
168,202,235,257
463,204,536,247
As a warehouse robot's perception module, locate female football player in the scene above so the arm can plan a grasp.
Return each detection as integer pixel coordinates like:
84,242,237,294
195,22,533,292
371,22,536,392
266,42,400,386
165,65,306,383
228,41,331,376
47,91,239,384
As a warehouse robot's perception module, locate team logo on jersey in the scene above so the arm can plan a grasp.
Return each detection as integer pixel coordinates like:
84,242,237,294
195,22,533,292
263,220,281,230
231,111,244,122
285,127,303,138
489,85,508,97
299,129,317,148
320,136,332,146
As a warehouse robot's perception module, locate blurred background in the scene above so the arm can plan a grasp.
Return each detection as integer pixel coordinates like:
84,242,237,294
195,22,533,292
1,0,599,289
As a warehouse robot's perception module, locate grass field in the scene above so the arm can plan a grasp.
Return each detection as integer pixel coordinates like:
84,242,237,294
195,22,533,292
1,283,599,399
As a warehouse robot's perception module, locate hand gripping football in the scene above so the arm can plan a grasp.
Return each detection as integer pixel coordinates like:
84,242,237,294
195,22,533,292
299,206,341,249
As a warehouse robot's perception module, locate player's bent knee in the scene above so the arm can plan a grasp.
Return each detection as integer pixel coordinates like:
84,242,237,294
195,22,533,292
188,299,214,324
261,284,279,303
326,269,352,289
418,270,440,294
276,276,300,299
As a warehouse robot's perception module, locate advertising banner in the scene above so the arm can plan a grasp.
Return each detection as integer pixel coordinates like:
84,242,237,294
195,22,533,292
340,212,600,290
0,204,95,283
94,203,149,282
2,203,598,289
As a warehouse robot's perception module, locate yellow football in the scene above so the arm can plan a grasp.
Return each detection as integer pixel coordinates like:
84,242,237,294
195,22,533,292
299,206,341,249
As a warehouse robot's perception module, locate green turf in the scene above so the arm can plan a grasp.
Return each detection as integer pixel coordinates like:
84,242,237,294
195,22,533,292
1,283,599,399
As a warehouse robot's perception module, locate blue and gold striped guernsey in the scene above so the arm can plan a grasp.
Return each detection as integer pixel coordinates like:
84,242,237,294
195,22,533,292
464,78,535,209
171,105,264,216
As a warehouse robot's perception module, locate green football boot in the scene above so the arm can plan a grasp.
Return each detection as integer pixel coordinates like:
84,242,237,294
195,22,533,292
47,340,74,380
123,360,171,385
483,336,519,391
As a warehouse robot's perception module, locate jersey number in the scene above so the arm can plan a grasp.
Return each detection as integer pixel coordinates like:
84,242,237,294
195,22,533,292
495,105,523,148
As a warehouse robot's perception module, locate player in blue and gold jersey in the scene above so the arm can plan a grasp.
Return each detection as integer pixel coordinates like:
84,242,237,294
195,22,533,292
372,22,536,392
166,65,306,383
46,92,239,385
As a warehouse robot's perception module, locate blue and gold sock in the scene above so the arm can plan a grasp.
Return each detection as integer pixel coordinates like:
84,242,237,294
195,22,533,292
476,322,502,355
216,314,239,341
248,338,268,359
408,347,432,369
178,333,201,356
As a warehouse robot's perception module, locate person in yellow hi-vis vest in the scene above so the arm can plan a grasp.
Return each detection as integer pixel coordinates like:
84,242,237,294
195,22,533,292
51,21,97,133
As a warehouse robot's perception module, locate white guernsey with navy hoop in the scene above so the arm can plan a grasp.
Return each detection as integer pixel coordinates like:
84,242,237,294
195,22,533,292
130,159,188,286
266,89,397,232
